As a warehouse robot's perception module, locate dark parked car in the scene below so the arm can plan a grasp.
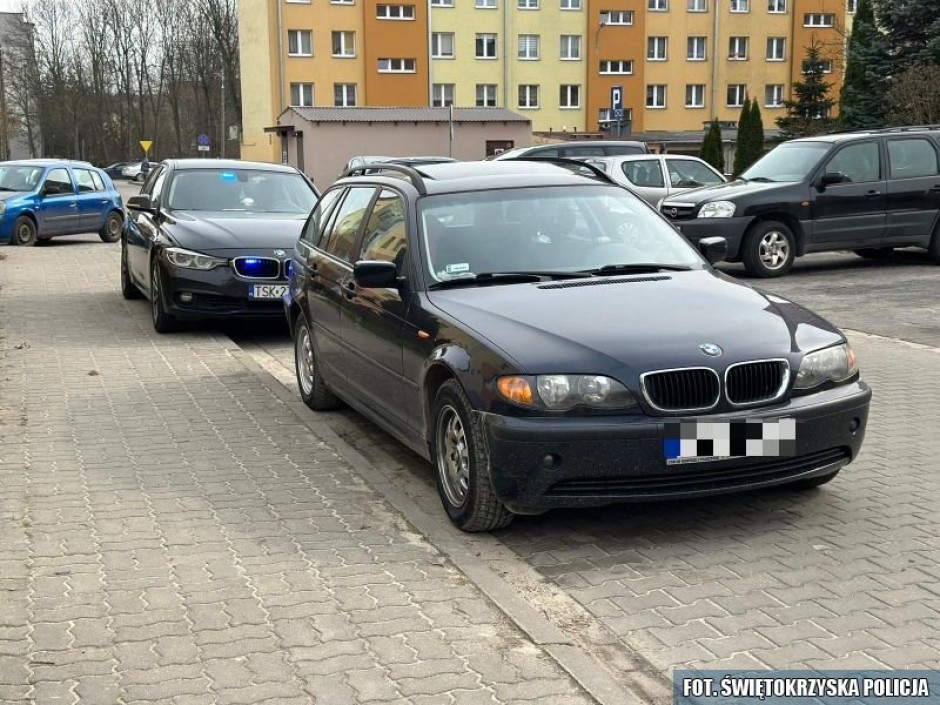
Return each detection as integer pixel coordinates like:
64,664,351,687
491,140,650,161
285,159,871,531
0,159,124,246
660,126,940,277
103,161,136,181
341,155,458,177
121,159,319,332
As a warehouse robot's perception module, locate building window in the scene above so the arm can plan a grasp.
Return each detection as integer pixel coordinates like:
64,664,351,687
476,84,498,107
687,36,706,60
519,84,540,109
648,0,668,9
518,0,539,8
431,0,454,6
561,0,582,10
560,35,582,60
764,84,784,107
559,84,580,109
287,30,312,57
601,9,633,23
334,83,357,106
727,83,747,107
476,33,498,58
432,83,456,107
767,0,785,12
289,83,314,107
517,34,540,60
599,59,633,74
847,0,856,12
685,84,705,108
766,36,785,61
330,0,354,5
688,0,706,10
803,12,834,26
376,4,415,18
331,31,355,57
646,85,666,108
647,36,668,60
431,32,455,58
476,0,497,7
802,58,833,73
730,0,749,11
728,36,748,60
377,58,417,72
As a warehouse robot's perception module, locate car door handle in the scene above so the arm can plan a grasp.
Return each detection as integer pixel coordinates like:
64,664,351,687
865,190,881,198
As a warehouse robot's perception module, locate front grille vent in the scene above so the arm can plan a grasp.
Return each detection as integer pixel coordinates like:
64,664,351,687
661,204,697,221
641,368,720,411
726,360,788,405
233,257,282,279
538,275,670,290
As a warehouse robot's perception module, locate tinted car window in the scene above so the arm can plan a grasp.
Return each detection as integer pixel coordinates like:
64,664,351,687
621,159,665,188
44,168,73,195
74,168,99,192
530,147,561,157
887,138,939,180
605,144,647,156
665,159,723,187
562,145,606,157
303,188,343,245
321,187,375,261
824,142,881,183
359,189,407,267
166,169,317,213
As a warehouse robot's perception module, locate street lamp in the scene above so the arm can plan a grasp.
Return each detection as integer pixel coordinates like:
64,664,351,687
217,71,226,159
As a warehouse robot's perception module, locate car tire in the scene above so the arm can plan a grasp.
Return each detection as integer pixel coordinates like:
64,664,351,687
294,312,340,411
787,468,840,490
928,224,940,264
854,247,893,260
99,211,122,243
134,173,145,183
150,258,178,333
431,379,514,532
741,220,795,278
121,237,143,300
12,216,38,247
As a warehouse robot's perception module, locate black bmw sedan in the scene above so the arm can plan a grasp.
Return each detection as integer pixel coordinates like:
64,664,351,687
286,160,871,531
121,159,319,332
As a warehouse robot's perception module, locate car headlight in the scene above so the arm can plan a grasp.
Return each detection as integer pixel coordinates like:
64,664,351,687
698,201,736,218
163,247,227,270
794,343,858,390
496,374,638,411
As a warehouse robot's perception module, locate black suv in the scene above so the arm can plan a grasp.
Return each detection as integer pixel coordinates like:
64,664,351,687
660,126,940,276
285,160,869,531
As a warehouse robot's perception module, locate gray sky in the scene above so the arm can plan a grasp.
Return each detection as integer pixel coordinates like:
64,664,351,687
0,0,24,13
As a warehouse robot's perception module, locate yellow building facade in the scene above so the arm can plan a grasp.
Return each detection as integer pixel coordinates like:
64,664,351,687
239,0,853,162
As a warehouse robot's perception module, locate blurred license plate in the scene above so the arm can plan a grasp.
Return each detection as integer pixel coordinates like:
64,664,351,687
663,418,796,465
249,284,288,299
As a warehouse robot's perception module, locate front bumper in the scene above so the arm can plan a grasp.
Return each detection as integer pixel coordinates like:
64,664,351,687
159,262,289,320
668,216,754,259
481,380,870,512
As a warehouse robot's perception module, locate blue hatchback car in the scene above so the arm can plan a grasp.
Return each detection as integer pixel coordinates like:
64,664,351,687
0,159,125,246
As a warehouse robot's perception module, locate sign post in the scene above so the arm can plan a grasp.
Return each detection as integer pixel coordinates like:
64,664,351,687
197,133,211,156
610,86,624,139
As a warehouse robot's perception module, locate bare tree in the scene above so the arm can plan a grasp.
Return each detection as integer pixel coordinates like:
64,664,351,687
884,65,940,126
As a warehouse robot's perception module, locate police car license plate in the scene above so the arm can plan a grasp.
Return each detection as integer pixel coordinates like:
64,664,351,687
249,284,288,299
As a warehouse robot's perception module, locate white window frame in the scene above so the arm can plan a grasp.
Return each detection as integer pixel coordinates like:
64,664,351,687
766,36,785,61
646,84,666,109
687,36,706,60
289,83,314,107
647,36,668,61
803,12,834,26
376,4,416,18
847,0,857,12
730,0,749,12
601,9,633,23
331,31,355,57
648,0,668,10
688,0,707,10
430,0,453,6
476,33,498,59
476,0,497,8
330,0,354,5
728,36,748,60
801,58,833,74
518,0,539,8
560,35,581,60
476,84,498,107
334,83,357,107
764,84,784,108
599,59,633,74
561,0,582,10
518,34,540,60
767,0,785,12
431,32,455,58
727,83,747,107
518,84,540,109
432,83,456,107
287,30,312,57
377,58,417,73
685,84,705,108
559,84,581,109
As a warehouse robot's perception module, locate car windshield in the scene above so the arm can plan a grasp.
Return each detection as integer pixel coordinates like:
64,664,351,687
419,185,703,283
740,141,830,182
0,165,43,192
165,168,317,214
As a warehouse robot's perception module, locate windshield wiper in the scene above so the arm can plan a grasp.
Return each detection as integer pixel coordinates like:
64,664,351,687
428,270,590,289
584,263,694,276
0,186,17,191
746,176,776,183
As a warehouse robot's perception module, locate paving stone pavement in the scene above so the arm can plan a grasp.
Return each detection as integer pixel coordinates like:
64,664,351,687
0,239,598,704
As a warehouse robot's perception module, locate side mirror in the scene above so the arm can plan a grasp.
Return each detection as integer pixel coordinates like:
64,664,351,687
817,172,844,190
353,260,399,289
40,182,59,197
126,194,156,213
698,236,728,265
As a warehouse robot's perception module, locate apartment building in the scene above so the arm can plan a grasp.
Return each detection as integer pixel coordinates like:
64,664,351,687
239,0,852,162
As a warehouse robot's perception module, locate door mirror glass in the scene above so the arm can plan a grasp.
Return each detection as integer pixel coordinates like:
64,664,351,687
697,236,728,264
353,260,398,288
819,171,845,187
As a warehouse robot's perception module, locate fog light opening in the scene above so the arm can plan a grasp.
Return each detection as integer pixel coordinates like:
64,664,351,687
542,453,561,469
179,292,194,304
850,417,860,434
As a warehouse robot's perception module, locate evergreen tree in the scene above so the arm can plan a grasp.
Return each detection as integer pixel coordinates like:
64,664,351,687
776,43,836,140
732,100,753,177
839,0,885,130
749,98,765,167
699,119,725,173
873,0,940,71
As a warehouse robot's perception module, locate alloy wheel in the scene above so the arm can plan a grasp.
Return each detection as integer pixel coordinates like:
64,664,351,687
758,231,790,270
437,405,470,507
297,323,314,397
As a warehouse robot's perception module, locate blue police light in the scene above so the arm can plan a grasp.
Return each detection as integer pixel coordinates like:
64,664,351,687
220,171,237,182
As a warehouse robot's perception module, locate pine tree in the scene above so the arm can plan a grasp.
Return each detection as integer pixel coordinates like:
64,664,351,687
699,119,724,173
732,101,753,177
750,98,765,162
839,0,885,130
776,43,836,140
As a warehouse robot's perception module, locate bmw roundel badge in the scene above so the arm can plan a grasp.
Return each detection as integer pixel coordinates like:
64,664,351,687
699,343,723,357
274,249,286,257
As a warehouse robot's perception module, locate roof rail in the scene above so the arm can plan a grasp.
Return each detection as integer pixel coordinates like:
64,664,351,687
503,156,618,185
834,124,940,136
340,163,428,195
